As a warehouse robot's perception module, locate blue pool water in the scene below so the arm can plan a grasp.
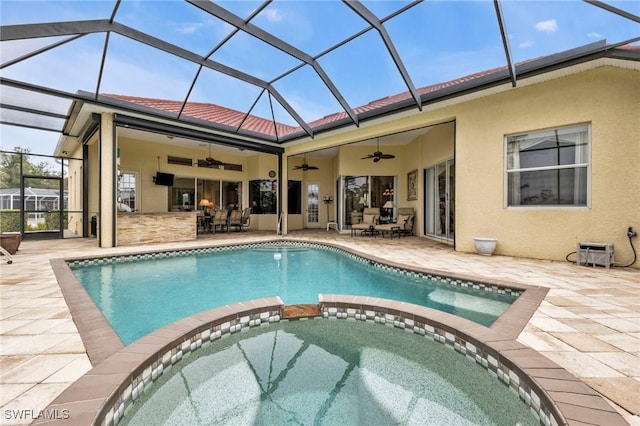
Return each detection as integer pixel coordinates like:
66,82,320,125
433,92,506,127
72,245,517,344
121,320,537,425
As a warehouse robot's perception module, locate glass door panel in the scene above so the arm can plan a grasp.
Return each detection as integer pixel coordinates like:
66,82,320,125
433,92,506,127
305,183,320,227
437,163,447,238
342,176,369,227
424,158,455,241
448,160,455,239
222,181,242,210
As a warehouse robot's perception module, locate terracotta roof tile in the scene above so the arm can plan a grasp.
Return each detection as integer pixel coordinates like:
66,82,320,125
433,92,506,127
102,63,509,139
102,44,634,140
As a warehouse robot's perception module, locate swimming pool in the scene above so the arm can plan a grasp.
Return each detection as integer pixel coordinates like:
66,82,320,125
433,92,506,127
70,242,519,344
121,319,537,425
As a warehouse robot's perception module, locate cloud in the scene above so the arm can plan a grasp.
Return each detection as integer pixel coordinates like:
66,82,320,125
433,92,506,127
535,19,558,34
263,9,283,23
519,40,534,49
175,23,203,35
587,32,603,39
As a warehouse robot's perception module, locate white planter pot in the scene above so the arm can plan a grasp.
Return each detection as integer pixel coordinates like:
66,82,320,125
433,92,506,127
474,237,497,256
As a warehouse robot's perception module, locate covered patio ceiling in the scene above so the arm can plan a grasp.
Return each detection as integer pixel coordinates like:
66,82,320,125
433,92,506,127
1,0,639,155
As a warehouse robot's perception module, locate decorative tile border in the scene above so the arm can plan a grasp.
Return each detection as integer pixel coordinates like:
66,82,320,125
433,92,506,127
67,240,524,298
46,238,623,425
318,295,627,426
33,298,284,426
322,304,557,425
37,294,627,426
104,307,282,426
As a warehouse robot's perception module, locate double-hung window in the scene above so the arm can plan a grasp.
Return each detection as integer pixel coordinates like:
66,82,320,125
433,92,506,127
506,124,589,207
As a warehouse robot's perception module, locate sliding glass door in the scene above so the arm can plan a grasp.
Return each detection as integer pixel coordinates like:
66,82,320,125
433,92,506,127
424,159,455,241
339,175,396,230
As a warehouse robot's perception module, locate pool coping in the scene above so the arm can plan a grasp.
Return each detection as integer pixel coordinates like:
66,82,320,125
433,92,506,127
34,297,627,426
51,238,539,365
43,238,627,425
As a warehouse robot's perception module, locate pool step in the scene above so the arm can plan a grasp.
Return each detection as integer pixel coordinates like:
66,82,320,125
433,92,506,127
282,304,322,319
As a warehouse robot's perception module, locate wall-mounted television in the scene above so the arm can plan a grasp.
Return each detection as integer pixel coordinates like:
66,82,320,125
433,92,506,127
154,172,174,186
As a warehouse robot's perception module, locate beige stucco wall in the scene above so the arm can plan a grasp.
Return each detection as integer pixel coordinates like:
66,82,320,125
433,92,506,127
117,136,282,231
288,156,337,229
454,66,639,264
282,64,638,265
404,121,456,236
83,62,637,265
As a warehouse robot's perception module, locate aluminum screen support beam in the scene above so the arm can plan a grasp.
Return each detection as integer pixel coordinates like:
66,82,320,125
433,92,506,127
185,0,358,129
583,0,640,23
0,20,111,41
0,18,313,140
343,0,422,111
494,0,517,88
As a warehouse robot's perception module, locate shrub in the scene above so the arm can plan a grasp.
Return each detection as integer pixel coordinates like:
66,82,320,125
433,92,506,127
0,210,20,232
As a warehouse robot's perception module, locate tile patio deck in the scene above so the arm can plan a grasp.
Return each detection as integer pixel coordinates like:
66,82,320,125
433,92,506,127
0,230,638,425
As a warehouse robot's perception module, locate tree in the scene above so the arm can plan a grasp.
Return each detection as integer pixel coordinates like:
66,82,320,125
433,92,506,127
0,147,59,189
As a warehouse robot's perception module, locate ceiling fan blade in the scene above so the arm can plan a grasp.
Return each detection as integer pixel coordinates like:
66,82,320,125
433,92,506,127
380,154,395,159
373,157,381,163
293,165,302,170
361,155,374,159
307,165,319,170
205,157,224,166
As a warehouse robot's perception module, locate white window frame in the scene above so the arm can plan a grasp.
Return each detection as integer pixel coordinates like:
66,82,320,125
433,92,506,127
504,124,591,209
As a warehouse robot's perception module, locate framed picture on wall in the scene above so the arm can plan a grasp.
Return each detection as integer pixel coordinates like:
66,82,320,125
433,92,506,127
407,169,418,201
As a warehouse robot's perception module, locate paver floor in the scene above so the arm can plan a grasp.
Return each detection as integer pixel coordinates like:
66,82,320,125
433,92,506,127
0,230,638,425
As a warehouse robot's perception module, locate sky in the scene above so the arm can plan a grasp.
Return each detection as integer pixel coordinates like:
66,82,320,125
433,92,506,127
1,0,638,156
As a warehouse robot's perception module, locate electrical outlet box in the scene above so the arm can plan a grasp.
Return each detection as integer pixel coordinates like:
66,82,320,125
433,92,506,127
576,243,614,268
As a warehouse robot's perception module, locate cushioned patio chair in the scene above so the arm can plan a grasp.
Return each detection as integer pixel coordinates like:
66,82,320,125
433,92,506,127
350,207,380,236
228,209,243,232
241,207,251,230
376,207,415,238
211,209,229,233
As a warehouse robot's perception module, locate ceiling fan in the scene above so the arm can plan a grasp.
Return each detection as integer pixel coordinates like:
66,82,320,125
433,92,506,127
198,144,225,167
293,154,319,171
361,138,395,162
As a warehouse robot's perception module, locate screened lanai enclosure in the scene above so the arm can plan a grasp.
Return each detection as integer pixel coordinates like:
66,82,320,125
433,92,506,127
0,1,638,241
2,1,638,142
0,150,83,239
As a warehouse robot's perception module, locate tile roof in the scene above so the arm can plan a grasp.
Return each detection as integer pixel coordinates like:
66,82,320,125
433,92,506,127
102,63,509,140
103,43,636,141
101,94,299,138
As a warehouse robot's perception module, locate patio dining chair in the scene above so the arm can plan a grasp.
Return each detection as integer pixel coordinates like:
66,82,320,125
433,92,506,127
228,209,244,232
211,209,229,233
